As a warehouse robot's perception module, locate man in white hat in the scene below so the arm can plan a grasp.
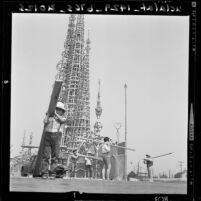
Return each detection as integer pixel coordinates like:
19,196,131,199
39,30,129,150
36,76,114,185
41,102,66,179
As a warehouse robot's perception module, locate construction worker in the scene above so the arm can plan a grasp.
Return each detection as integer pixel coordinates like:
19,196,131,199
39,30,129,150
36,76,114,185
144,154,154,182
101,137,111,180
41,102,66,179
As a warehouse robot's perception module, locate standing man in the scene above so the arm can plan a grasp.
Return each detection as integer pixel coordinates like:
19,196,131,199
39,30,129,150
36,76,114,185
70,149,78,178
87,140,98,178
85,150,93,179
144,154,154,182
41,102,66,179
101,137,111,180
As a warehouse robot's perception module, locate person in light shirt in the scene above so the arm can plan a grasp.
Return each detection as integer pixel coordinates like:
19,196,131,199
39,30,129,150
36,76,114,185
143,154,154,182
41,102,66,179
85,150,93,179
101,137,111,180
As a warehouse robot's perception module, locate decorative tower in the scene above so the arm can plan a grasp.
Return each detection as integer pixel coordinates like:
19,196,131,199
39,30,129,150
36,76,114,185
94,80,103,135
55,14,91,153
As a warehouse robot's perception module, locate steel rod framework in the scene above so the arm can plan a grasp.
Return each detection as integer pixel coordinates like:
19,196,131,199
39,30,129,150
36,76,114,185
55,15,91,153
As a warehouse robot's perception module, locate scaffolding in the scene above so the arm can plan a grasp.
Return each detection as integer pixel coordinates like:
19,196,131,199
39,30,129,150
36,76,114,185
55,14,91,155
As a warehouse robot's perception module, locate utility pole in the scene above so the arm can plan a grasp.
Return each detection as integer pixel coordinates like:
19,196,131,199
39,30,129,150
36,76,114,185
124,84,127,181
28,132,33,157
168,169,171,178
22,130,26,151
178,161,184,173
137,160,140,177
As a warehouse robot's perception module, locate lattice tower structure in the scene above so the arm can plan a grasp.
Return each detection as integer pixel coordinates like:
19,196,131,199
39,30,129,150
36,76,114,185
56,14,76,102
55,14,91,153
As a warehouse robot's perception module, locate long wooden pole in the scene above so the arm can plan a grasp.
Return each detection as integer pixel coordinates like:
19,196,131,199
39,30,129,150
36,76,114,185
75,137,135,151
110,144,135,152
151,152,174,159
62,153,103,161
33,80,63,177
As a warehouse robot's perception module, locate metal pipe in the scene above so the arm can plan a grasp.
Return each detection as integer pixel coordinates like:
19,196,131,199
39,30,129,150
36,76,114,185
124,84,127,181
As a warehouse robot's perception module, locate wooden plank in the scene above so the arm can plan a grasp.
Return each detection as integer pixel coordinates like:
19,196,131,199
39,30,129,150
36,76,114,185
21,145,39,149
33,80,63,177
47,80,63,116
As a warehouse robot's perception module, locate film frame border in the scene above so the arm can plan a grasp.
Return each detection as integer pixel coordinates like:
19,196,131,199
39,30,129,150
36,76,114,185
1,0,199,200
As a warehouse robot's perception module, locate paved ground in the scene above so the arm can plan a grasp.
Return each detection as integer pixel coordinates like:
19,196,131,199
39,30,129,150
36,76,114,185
10,176,187,194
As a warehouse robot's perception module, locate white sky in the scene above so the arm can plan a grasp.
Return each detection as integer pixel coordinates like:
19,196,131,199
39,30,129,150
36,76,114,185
11,14,189,176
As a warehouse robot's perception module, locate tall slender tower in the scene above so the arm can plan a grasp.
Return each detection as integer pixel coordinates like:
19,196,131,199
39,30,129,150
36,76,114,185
55,15,91,152
95,80,102,120
94,80,103,135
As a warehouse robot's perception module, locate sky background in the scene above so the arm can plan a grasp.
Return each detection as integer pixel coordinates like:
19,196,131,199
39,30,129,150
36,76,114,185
11,14,189,176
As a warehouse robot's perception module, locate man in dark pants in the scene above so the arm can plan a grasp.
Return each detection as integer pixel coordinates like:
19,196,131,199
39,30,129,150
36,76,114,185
70,149,78,178
41,102,66,179
101,137,111,180
144,154,154,182
85,151,93,179
87,141,98,178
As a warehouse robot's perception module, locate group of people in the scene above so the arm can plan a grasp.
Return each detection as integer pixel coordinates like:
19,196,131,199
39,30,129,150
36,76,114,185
69,137,154,182
40,101,154,181
70,136,111,180
40,101,112,180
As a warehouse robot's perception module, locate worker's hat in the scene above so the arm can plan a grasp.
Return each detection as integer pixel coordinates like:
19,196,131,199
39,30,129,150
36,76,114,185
56,102,66,111
146,154,151,158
